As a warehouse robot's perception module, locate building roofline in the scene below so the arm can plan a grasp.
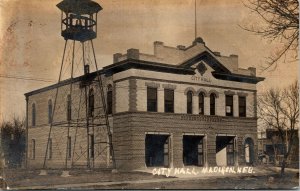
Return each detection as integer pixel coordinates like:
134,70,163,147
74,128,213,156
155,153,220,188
212,71,265,84
25,57,264,97
179,51,232,73
24,70,104,97
103,58,195,76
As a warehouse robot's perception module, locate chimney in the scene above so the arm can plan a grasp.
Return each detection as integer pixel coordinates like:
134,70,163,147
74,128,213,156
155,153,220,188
154,41,164,56
127,48,140,60
214,52,221,56
113,53,122,63
248,67,256,76
230,54,238,71
177,45,186,50
154,41,164,46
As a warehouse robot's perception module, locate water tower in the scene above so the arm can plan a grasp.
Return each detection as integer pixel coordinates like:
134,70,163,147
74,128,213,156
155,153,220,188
57,0,101,42
42,0,115,172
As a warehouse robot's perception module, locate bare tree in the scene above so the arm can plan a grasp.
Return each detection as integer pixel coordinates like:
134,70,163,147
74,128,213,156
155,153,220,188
242,0,299,70
258,80,299,176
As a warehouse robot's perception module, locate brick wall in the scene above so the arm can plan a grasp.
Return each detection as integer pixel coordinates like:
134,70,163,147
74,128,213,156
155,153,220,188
27,75,113,169
113,112,258,171
115,80,129,113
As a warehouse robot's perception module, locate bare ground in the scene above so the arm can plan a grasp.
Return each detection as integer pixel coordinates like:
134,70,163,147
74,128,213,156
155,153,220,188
2,167,299,190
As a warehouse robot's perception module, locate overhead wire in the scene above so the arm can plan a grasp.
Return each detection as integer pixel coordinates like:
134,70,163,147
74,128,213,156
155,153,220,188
0,74,55,83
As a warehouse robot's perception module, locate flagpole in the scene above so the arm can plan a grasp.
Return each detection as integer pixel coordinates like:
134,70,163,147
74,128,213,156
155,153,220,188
195,0,197,39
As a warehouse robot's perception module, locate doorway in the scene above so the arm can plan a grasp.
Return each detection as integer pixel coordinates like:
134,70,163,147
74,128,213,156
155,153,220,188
245,137,254,165
145,134,170,167
216,136,235,166
183,135,204,166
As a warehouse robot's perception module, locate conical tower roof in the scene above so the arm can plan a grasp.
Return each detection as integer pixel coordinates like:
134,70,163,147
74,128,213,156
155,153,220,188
57,0,102,15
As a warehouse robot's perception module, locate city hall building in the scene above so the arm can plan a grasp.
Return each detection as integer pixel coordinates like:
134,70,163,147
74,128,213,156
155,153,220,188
25,37,264,170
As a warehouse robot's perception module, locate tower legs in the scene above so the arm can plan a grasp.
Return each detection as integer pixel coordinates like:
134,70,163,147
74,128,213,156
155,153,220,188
41,40,115,171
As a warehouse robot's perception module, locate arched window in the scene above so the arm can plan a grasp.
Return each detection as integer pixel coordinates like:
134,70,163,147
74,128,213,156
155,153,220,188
210,93,216,115
244,137,254,164
32,103,36,126
31,139,35,159
48,99,53,124
88,88,94,117
107,85,113,115
187,91,193,114
67,95,71,121
48,138,52,160
199,92,205,115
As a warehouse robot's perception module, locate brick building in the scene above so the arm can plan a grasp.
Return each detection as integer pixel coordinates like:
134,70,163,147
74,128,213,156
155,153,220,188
25,37,264,170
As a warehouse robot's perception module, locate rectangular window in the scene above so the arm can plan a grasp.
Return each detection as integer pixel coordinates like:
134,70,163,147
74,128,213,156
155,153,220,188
164,89,174,113
31,139,35,160
90,135,95,159
67,136,71,159
48,138,52,159
67,95,72,121
147,87,157,112
226,95,233,116
239,96,246,117
89,90,95,117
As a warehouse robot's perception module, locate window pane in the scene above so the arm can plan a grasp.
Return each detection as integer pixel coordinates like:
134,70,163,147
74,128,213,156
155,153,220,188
147,88,157,99
48,138,52,159
31,139,35,159
90,135,94,158
164,89,174,113
226,95,233,105
187,91,193,114
67,95,72,121
89,89,95,117
147,87,157,112
48,100,52,124
67,137,71,159
210,94,215,115
198,140,204,166
199,93,204,114
107,90,112,114
226,95,233,116
32,104,36,126
239,96,246,117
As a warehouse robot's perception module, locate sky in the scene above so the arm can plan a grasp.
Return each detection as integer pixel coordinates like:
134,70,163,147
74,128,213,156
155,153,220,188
0,0,298,121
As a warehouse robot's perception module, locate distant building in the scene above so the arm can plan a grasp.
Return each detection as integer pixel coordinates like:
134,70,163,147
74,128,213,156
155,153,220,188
258,129,299,168
25,37,264,170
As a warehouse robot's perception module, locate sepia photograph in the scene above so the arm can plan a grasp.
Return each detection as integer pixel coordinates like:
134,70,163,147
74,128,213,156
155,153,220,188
0,0,299,190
